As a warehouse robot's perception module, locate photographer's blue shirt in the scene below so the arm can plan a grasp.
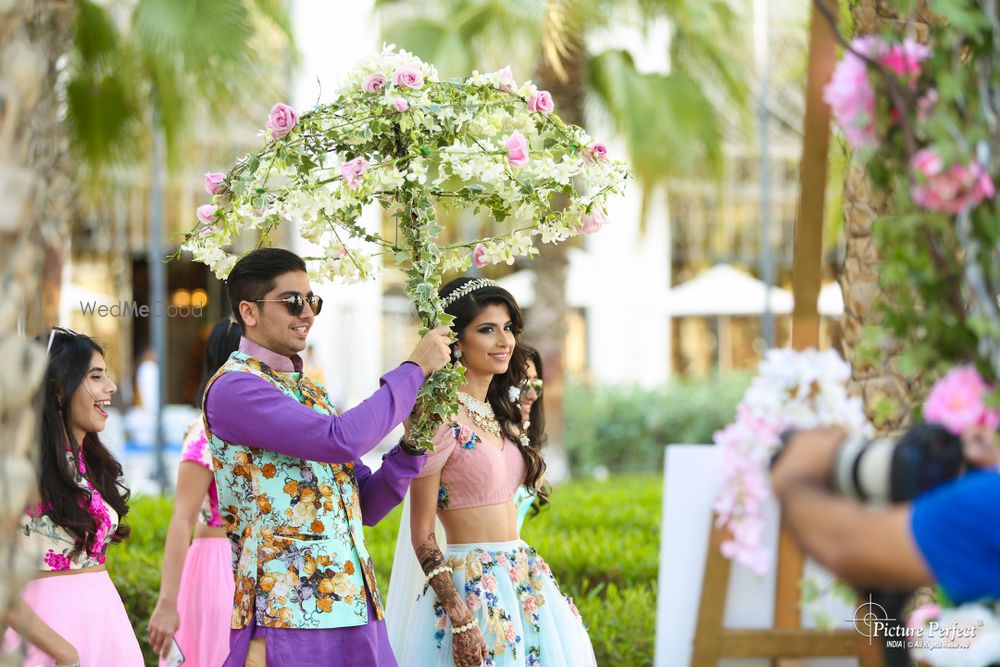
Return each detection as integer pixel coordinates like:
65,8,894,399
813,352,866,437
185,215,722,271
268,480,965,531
911,470,1000,604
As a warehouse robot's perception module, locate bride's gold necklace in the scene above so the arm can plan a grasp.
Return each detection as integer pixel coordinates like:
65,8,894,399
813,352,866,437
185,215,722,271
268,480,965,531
457,391,502,437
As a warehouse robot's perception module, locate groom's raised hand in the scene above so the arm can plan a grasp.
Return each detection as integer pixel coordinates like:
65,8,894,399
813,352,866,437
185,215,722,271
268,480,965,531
407,326,452,376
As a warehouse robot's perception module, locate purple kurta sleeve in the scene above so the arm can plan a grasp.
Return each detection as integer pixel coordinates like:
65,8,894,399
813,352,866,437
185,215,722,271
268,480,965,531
355,445,427,526
204,362,424,464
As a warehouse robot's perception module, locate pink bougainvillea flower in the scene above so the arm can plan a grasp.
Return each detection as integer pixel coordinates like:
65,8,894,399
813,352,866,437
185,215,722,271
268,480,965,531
910,148,996,215
203,171,225,195
472,243,488,268
506,131,529,167
879,39,931,80
527,90,554,113
924,365,1000,435
340,157,369,191
196,204,218,225
823,37,881,150
266,103,298,139
363,73,386,93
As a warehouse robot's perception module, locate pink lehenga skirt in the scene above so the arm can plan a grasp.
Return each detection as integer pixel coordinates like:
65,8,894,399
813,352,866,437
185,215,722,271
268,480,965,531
160,536,235,667
4,569,143,666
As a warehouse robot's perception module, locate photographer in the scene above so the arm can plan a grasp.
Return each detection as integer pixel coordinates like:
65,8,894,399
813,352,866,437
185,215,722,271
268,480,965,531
771,425,1000,604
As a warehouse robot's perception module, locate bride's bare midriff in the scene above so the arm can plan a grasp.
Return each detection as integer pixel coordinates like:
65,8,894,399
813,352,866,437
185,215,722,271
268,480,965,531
193,524,228,539
439,501,519,544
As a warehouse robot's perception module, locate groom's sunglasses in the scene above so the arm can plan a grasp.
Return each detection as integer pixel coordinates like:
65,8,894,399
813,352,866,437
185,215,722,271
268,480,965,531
255,293,324,316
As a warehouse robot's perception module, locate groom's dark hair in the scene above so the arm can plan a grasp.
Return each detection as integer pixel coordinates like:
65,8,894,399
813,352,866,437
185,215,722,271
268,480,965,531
226,248,307,329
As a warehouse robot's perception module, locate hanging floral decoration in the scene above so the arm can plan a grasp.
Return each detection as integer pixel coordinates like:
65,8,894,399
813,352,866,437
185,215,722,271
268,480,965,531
178,46,628,449
713,348,871,575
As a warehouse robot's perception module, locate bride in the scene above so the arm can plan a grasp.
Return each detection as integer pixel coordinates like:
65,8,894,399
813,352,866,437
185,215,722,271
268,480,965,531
386,277,595,667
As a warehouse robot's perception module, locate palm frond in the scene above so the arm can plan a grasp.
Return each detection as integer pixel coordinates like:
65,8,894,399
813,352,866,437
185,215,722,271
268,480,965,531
589,49,723,183
542,0,574,84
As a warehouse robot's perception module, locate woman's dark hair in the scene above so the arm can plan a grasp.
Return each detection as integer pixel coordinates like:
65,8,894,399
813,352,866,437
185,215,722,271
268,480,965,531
439,278,549,507
518,344,550,518
519,344,547,450
36,328,130,558
226,247,307,329
196,318,243,408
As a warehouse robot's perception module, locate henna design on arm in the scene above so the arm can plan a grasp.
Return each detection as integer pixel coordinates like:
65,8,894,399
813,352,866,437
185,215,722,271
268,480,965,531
416,531,488,667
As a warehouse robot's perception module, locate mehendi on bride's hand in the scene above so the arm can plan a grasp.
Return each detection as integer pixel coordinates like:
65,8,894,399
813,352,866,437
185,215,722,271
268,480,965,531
416,531,488,667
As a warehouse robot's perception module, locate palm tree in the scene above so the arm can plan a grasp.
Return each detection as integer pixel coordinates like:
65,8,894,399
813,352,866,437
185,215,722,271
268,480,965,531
0,0,291,620
377,0,748,478
838,0,933,432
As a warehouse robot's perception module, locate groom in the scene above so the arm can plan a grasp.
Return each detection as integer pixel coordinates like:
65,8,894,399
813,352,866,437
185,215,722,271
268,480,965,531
203,247,451,667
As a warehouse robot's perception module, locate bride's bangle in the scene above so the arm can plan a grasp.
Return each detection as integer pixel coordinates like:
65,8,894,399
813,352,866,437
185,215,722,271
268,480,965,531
452,619,478,635
52,661,81,667
425,565,452,583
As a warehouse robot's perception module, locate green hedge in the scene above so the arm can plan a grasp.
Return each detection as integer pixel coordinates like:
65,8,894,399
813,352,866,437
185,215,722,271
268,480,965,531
108,475,662,667
564,374,750,476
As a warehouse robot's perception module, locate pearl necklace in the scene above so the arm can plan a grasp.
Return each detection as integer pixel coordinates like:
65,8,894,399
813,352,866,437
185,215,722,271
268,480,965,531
457,392,502,437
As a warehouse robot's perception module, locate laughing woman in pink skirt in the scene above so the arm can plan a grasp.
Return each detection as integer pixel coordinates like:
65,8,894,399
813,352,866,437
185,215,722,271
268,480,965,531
5,328,142,666
146,318,241,667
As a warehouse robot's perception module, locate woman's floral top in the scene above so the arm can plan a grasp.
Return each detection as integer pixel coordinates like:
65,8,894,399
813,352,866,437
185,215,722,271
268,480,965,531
180,417,223,528
20,451,119,571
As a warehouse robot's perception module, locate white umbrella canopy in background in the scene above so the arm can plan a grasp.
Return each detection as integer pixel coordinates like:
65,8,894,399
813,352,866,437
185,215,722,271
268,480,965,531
667,264,793,316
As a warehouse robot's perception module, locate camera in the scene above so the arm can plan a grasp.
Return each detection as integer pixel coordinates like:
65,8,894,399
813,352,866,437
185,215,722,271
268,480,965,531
830,423,967,504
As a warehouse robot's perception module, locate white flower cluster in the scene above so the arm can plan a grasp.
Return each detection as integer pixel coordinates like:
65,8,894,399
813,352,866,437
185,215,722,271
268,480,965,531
476,232,537,266
183,46,627,287
909,603,1000,666
713,348,871,575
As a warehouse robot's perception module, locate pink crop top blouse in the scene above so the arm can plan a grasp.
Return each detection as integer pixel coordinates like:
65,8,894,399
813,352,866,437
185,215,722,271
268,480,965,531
179,417,223,528
418,420,527,511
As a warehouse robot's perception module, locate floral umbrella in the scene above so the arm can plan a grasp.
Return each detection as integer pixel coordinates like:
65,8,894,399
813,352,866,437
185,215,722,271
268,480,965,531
179,46,629,448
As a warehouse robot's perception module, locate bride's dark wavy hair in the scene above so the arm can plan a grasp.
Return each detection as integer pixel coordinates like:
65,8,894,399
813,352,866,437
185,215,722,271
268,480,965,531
439,278,549,506
36,328,131,558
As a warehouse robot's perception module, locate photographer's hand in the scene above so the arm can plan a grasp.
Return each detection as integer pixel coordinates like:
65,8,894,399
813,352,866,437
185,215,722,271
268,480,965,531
769,427,933,590
770,427,845,495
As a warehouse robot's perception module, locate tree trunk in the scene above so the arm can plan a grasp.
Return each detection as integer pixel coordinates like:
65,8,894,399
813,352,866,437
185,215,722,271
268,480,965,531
0,0,76,645
838,0,930,433
524,16,587,484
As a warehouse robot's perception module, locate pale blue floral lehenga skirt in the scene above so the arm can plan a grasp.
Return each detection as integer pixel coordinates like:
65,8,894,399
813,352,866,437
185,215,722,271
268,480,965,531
396,539,597,667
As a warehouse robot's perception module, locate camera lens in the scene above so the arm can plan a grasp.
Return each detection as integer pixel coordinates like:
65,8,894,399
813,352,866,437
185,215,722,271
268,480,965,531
832,433,897,505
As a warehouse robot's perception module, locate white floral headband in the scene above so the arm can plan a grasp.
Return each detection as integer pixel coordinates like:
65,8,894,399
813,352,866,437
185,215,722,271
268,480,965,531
439,278,499,310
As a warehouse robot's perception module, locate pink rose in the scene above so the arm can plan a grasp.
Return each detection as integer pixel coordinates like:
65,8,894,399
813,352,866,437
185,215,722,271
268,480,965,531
590,143,608,161
503,623,517,643
575,208,608,235
523,595,538,615
924,365,1000,434
482,573,497,593
496,65,516,92
393,97,409,112
197,204,218,225
506,131,529,167
393,66,424,89
203,171,225,195
879,39,931,80
910,148,996,214
363,73,386,93
466,592,481,612
823,38,880,150
266,103,298,139
341,157,369,191
472,243,488,268
527,90,554,113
